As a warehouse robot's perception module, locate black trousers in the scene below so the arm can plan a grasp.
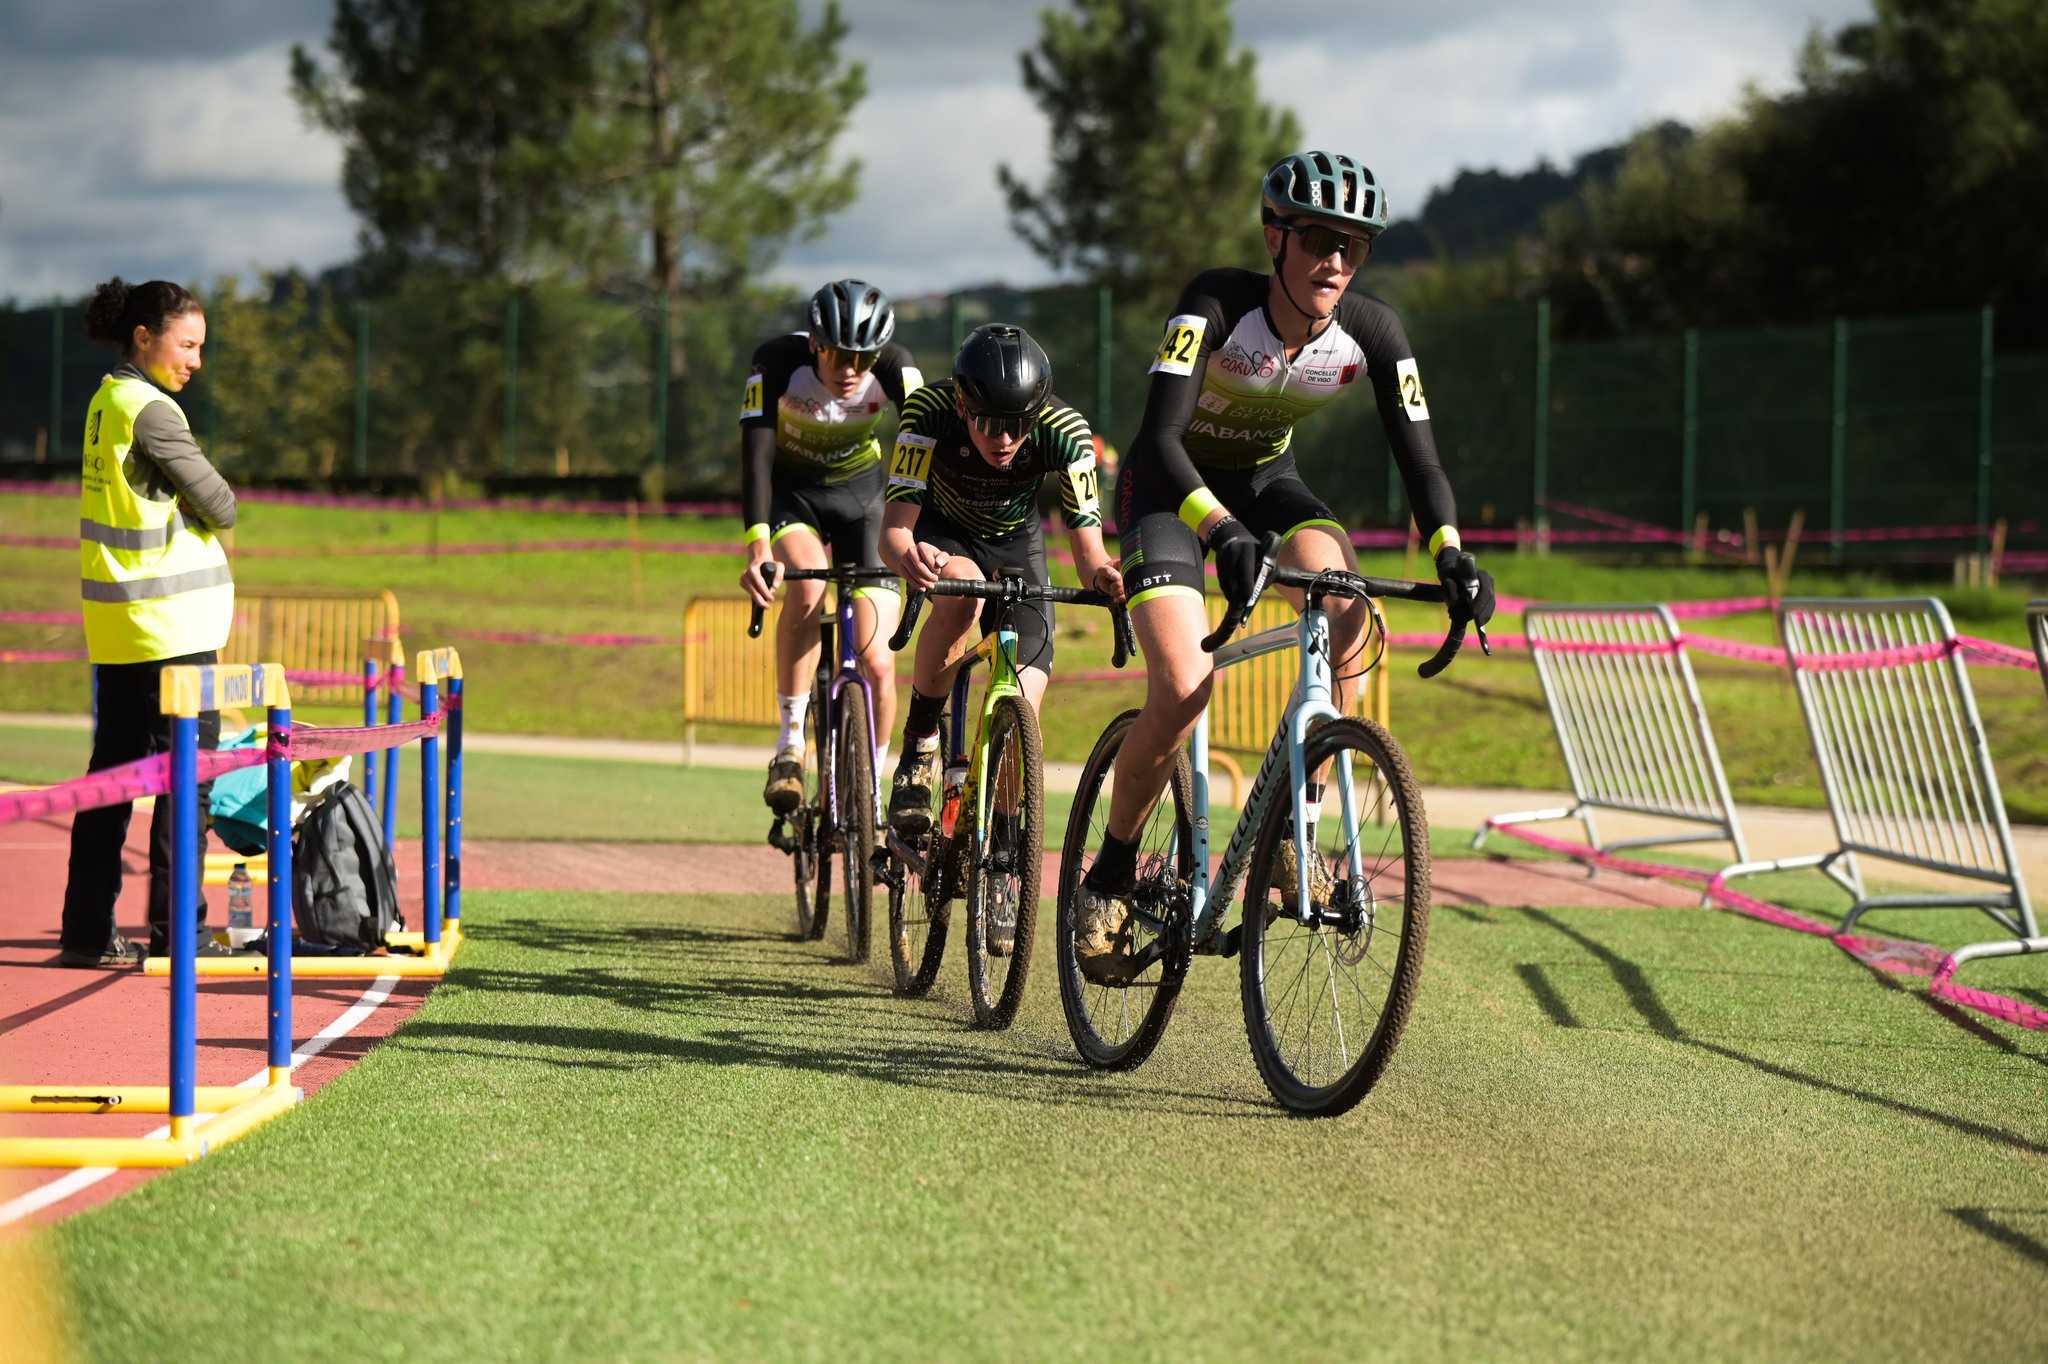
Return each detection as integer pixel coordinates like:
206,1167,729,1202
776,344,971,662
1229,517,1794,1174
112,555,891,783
60,650,220,954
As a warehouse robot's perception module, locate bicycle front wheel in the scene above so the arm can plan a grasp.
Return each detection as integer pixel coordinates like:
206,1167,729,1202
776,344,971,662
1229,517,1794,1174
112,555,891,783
836,683,876,965
1239,717,1430,1117
964,696,1043,1030
794,679,832,942
1054,708,1195,1070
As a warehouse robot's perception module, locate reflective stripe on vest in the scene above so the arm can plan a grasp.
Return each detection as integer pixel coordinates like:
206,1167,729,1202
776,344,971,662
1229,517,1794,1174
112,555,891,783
79,373,234,664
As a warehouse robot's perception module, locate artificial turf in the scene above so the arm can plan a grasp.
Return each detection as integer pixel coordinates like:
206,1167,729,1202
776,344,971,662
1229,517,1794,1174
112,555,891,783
37,876,2048,1362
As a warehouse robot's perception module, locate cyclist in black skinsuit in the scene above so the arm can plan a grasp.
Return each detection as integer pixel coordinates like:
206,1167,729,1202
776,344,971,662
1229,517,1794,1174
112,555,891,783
737,279,923,813
880,325,1121,851
1072,150,1497,984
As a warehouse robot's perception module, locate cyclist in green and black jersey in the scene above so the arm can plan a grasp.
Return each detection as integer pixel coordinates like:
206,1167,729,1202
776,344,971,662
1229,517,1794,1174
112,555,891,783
880,324,1122,836
738,279,924,813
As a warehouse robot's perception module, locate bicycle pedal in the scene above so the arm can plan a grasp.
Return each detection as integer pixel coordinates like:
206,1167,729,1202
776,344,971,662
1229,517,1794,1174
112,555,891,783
767,820,798,855
1218,924,1242,958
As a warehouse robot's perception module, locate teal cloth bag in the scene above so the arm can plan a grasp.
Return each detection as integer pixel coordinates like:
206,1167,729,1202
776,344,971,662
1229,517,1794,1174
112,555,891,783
208,727,269,856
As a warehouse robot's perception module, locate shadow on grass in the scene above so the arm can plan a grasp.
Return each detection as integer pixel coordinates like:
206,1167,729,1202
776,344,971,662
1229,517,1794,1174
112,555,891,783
388,1017,1274,1119
1946,1207,2048,1267
414,913,1276,1119
1515,908,2048,1158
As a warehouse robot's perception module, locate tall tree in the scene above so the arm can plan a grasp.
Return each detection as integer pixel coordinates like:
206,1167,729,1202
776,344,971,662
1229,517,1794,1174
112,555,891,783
1542,0,2048,339
291,0,599,280
997,0,1300,312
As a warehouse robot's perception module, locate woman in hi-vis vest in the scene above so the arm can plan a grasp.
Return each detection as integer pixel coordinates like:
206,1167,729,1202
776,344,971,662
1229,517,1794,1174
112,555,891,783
58,278,237,967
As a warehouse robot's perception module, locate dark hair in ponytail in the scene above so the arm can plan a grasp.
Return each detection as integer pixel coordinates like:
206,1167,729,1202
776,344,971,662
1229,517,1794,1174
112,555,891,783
83,277,203,355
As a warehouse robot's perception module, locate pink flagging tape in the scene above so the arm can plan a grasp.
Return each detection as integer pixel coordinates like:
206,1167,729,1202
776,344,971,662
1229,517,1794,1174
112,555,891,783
281,712,443,760
1957,636,2040,671
453,627,668,647
0,610,80,625
0,649,88,664
1789,639,1954,672
1666,596,1773,619
1682,636,1789,666
1930,964,2048,1030
0,747,266,828
1528,637,1682,657
0,535,74,550
1487,822,2048,1031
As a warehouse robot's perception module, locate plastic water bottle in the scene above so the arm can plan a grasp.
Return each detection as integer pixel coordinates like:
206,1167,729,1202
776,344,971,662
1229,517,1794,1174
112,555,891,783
227,863,255,947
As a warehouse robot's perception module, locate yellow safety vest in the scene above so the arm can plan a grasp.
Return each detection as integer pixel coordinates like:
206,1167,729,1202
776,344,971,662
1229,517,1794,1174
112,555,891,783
78,374,234,664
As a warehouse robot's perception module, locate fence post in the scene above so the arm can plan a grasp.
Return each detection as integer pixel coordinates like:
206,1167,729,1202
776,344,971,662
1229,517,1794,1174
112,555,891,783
653,291,671,477
1682,328,1699,535
503,289,521,473
1096,285,1113,442
1830,317,1847,565
353,304,370,477
49,299,64,461
946,294,964,352
1532,297,1551,528
1977,304,1994,552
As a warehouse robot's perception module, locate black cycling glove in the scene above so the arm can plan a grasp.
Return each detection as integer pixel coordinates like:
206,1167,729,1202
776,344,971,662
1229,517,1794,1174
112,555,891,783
1434,546,1496,628
1207,516,1263,607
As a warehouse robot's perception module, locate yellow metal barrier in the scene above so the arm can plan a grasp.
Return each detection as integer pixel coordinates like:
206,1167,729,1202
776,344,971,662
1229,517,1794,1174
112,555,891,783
681,596,779,757
1207,597,1391,753
223,588,400,704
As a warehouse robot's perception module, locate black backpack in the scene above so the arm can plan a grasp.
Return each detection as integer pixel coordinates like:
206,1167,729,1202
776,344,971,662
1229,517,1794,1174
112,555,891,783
292,781,403,952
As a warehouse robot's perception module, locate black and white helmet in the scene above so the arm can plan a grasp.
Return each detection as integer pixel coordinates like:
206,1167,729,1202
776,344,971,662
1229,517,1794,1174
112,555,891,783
807,279,896,352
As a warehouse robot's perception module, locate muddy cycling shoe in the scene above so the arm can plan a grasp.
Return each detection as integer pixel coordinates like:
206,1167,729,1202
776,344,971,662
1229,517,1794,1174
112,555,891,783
888,736,940,837
1072,882,1137,984
763,746,805,814
1270,838,1335,914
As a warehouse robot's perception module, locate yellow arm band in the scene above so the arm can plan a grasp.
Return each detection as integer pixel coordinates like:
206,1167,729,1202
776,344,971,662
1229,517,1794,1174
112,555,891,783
1178,487,1224,535
1427,526,1461,556
743,522,771,546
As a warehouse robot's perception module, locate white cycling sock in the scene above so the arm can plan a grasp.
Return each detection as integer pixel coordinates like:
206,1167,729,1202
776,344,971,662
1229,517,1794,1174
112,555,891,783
874,740,890,782
776,693,809,754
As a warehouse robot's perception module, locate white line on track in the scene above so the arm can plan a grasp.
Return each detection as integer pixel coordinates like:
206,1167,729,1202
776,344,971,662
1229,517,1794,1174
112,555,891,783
0,974,400,1227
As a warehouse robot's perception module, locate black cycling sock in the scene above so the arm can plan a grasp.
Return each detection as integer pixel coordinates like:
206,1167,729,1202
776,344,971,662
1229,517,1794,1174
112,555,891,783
1085,831,1139,893
902,687,947,744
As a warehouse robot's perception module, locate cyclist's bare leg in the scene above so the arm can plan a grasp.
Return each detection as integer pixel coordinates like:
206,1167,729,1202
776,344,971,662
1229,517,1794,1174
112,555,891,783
772,527,829,698
910,555,988,699
851,587,901,746
1103,588,1213,841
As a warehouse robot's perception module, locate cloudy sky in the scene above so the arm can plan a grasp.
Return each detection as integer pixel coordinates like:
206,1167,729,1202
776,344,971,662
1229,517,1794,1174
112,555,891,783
0,0,1873,301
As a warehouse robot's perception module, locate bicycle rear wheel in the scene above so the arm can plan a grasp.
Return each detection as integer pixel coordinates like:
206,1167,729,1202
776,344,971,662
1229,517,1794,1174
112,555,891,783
1239,717,1429,1117
836,682,876,965
1054,708,1195,1070
794,679,832,942
964,696,1042,1029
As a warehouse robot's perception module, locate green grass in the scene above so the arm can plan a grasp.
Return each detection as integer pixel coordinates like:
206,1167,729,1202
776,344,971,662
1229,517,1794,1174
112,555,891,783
6,491,2045,817
41,880,2048,1361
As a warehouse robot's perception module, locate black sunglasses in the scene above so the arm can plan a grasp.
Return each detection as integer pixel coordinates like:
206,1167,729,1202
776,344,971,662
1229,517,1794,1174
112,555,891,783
1281,221,1372,267
965,409,1036,439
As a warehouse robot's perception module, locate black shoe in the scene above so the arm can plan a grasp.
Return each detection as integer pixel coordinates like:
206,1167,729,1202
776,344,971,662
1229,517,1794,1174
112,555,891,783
56,934,144,969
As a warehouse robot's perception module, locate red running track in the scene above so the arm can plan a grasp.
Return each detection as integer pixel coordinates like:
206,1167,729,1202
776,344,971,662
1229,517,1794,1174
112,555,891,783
0,807,437,1227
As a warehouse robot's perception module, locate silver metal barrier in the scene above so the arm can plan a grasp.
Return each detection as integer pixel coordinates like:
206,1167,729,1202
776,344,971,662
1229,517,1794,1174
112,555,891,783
2030,600,2048,702
1764,597,2040,972
1474,604,1749,875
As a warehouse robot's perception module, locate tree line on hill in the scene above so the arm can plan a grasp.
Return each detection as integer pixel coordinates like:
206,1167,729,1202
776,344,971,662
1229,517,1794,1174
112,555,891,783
3,0,2038,490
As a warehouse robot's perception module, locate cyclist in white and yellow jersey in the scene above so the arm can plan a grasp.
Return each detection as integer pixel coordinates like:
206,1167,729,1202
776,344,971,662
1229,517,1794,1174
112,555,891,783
737,280,923,812
1072,151,1497,984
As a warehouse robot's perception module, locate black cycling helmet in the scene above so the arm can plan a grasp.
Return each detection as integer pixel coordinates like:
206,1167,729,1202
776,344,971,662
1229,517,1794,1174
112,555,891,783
1260,150,1390,238
807,279,896,352
952,324,1052,435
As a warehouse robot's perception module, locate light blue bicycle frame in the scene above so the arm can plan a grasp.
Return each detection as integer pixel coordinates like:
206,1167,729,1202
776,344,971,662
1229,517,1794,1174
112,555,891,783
1184,602,1371,944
